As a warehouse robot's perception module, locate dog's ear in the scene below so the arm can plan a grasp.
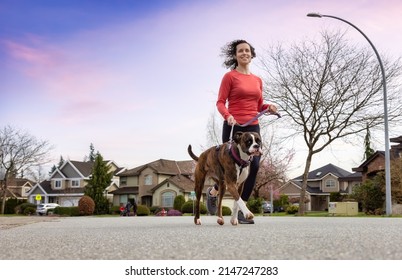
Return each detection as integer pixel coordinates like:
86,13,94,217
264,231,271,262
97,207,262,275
233,132,243,143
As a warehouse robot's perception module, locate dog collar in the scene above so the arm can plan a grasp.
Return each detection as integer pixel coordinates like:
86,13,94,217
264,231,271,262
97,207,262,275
228,143,250,169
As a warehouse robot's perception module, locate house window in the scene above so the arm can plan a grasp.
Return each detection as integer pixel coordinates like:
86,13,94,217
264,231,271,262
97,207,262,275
161,191,175,207
325,179,336,188
71,180,80,187
144,175,153,185
55,180,62,188
120,177,127,186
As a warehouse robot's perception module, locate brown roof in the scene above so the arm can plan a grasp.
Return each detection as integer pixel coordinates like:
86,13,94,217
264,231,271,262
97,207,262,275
69,161,94,177
390,136,402,143
165,174,194,192
119,159,194,176
109,187,139,195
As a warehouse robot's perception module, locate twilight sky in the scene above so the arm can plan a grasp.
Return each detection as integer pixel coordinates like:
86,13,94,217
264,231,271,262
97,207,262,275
1,0,402,178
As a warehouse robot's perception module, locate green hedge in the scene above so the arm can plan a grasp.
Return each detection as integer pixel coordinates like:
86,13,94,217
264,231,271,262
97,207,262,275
136,205,150,216
181,200,207,214
15,202,37,215
53,206,80,216
246,197,263,214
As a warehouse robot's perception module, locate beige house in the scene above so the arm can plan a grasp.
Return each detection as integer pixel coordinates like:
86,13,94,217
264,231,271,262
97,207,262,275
27,160,124,206
112,159,197,208
0,178,34,201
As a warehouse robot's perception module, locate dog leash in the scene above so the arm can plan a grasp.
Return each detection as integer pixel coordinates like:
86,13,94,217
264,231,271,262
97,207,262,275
229,109,281,143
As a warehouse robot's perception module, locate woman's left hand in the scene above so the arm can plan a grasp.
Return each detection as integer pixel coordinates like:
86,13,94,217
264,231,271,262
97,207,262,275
268,104,277,114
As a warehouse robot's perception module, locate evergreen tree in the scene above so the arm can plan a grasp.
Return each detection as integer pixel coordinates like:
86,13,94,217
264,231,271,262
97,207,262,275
49,165,56,176
49,156,64,176
88,143,96,162
363,124,375,160
85,152,113,214
58,156,64,167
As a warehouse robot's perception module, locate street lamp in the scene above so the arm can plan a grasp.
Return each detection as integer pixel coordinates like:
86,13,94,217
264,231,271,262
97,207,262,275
307,12,392,215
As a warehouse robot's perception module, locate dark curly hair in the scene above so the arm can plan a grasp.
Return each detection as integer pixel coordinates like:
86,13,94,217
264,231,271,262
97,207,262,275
220,39,256,70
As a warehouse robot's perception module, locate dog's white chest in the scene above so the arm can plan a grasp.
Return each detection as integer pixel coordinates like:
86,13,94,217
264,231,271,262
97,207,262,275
236,166,250,184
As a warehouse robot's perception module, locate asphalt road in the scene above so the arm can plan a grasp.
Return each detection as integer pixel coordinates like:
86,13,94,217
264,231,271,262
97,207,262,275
1,215,402,260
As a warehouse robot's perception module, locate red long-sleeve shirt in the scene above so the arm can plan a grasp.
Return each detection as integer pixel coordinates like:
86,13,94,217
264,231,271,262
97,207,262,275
217,70,269,125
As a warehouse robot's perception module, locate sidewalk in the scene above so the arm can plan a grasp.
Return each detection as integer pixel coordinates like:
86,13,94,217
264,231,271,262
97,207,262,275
0,215,61,230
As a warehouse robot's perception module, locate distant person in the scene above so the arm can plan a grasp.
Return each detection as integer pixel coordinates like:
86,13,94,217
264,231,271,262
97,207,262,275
125,201,132,216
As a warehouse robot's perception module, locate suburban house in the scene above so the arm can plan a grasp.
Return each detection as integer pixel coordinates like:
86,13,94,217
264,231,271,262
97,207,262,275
351,135,402,214
0,178,34,201
352,136,402,181
111,159,198,208
27,159,125,206
278,163,362,211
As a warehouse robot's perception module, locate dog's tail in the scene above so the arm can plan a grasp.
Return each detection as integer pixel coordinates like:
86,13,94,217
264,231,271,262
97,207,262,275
187,145,199,161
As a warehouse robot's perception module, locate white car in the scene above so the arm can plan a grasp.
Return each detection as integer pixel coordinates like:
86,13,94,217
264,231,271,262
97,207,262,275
36,203,60,215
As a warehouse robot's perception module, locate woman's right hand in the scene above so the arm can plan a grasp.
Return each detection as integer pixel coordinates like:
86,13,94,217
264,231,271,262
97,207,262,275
227,115,237,126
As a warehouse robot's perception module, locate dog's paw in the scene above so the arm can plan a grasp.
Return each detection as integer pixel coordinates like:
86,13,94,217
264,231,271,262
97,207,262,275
230,218,238,226
194,218,202,225
244,212,254,220
217,217,224,225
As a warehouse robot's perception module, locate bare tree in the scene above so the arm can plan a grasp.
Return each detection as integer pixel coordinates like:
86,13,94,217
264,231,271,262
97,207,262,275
254,131,294,199
204,111,222,149
0,125,53,214
260,30,402,215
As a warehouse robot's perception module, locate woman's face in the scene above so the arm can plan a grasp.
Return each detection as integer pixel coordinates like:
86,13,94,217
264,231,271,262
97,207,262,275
235,43,252,66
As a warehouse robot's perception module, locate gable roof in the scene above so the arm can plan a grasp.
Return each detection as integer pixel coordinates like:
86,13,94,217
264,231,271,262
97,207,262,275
293,163,352,181
49,159,124,179
69,160,94,177
4,178,35,187
390,136,402,143
119,159,194,177
352,151,385,172
151,174,194,193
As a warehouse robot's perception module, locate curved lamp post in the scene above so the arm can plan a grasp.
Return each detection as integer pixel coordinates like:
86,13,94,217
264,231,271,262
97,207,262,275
307,12,392,215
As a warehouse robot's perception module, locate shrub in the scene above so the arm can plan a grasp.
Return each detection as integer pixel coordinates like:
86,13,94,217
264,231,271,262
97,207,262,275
94,197,110,215
286,205,299,214
222,206,232,216
351,179,384,213
149,206,161,214
54,207,80,216
15,202,37,215
78,195,95,216
330,192,344,202
24,207,36,215
247,197,263,214
173,195,185,211
5,198,21,214
110,205,121,215
167,209,182,216
181,200,207,214
136,205,150,216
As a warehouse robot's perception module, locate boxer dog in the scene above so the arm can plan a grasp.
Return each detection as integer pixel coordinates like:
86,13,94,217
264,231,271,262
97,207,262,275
187,131,262,226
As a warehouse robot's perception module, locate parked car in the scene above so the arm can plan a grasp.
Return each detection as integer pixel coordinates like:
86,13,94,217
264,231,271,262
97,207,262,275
274,205,285,212
262,201,272,213
262,201,285,213
36,203,60,215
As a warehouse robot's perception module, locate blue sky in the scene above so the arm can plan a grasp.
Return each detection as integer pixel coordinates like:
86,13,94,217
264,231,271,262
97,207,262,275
1,0,402,178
